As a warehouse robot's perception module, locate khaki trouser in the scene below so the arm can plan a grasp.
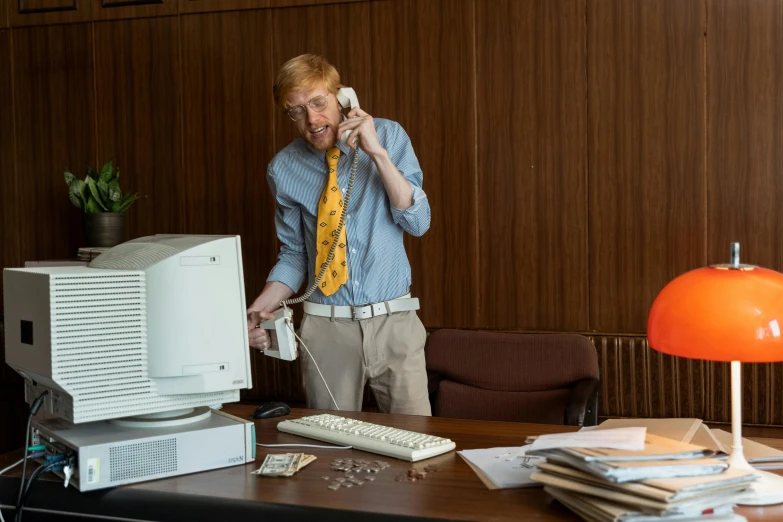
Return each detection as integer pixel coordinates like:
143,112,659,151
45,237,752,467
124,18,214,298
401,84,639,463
298,310,432,416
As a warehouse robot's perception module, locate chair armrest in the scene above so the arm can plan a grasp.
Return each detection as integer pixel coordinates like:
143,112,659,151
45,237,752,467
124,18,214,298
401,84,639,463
564,377,600,427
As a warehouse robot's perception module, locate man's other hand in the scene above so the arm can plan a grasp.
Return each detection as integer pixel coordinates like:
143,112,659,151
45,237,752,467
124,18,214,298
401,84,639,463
247,310,274,351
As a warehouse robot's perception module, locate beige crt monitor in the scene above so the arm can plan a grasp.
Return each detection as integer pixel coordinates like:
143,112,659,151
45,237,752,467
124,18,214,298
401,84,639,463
3,235,256,491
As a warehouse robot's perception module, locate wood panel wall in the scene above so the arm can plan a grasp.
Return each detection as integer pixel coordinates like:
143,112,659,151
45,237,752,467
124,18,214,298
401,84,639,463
2,0,783,452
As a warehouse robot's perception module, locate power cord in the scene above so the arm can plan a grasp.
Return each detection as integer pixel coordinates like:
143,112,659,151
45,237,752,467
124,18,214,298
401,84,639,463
286,322,340,411
15,390,48,519
14,459,61,522
0,458,25,522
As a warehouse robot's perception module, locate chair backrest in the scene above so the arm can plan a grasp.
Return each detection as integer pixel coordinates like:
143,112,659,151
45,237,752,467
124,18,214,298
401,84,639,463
425,329,599,425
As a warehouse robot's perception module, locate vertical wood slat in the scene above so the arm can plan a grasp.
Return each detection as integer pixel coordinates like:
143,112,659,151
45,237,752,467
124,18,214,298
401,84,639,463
369,0,478,328
588,0,707,333
707,1,783,271
476,0,588,331
0,30,18,315
94,16,184,242
590,334,782,426
13,23,96,264
180,9,279,399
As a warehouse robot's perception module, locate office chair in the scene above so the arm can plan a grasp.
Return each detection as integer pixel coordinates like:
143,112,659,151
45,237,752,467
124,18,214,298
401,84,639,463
425,329,599,426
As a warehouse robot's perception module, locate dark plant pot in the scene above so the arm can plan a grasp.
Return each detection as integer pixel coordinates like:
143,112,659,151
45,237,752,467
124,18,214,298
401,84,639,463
83,212,126,247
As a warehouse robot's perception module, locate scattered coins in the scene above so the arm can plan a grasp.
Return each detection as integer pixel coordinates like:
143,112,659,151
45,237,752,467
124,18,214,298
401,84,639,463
327,458,392,491
395,465,440,482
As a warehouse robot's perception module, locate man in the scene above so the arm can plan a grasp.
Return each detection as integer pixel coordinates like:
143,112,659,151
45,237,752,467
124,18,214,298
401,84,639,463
246,54,431,416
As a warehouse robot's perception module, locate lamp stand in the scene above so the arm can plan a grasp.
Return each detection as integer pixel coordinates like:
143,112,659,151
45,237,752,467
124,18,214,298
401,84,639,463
728,361,783,505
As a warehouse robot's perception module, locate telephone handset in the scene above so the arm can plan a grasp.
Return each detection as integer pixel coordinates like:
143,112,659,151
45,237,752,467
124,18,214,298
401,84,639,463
336,87,360,145
262,87,362,362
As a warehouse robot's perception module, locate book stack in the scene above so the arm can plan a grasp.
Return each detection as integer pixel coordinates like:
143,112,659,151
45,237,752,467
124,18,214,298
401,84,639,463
529,433,756,522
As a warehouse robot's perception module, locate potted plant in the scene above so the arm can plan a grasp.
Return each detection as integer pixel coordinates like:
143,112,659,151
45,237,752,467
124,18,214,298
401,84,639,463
64,159,142,247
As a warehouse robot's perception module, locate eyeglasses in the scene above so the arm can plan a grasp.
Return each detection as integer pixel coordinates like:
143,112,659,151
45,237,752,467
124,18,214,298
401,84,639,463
285,94,329,121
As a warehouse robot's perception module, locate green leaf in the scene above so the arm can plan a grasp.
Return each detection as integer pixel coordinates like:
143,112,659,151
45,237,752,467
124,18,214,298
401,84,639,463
68,179,86,210
86,177,108,211
108,180,122,202
117,193,141,213
64,169,76,186
85,193,102,214
99,159,114,183
97,179,110,204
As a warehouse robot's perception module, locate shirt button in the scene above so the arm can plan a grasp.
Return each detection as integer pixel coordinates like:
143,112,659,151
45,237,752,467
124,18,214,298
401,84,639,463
346,214,351,220
354,281,359,286
351,248,357,254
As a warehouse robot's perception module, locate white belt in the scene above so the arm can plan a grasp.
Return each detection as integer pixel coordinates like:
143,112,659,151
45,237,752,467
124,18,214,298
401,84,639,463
303,293,420,321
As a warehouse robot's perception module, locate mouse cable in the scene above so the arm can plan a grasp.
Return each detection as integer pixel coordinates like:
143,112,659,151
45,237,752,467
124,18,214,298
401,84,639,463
256,443,352,449
16,390,49,516
286,323,341,411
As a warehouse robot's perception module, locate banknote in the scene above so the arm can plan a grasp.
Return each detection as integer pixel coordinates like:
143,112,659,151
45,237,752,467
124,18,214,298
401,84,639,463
254,453,300,476
252,453,316,477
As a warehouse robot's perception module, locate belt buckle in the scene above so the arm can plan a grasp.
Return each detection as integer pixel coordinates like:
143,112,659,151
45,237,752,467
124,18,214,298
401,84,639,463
351,305,363,321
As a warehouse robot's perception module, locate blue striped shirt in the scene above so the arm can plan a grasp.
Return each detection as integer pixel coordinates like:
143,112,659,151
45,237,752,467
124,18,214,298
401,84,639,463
266,118,430,306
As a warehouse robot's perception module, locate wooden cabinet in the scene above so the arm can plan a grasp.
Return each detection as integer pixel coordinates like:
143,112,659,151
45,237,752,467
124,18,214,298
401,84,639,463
11,0,91,26
178,0,268,14
92,0,176,20
179,0,365,15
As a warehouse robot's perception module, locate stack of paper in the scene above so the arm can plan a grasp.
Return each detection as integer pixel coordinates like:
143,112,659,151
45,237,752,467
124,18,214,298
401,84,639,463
251,453,317,477
457,446,546,489
528,430,756,522
528,433,726,483
592,418,783,470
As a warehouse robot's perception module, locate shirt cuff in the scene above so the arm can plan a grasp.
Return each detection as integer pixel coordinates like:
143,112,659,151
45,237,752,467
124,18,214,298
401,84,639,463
391,183,426,219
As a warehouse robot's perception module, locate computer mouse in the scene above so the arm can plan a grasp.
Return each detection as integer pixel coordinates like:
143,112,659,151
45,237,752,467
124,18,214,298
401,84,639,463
252,401,291,419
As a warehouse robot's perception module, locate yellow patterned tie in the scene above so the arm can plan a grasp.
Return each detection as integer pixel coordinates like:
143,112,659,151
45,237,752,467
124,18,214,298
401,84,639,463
315,147,348,296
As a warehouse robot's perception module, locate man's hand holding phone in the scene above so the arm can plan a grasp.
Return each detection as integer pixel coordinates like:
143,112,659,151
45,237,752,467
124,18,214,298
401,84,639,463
247,309,275,351
338,107,385,158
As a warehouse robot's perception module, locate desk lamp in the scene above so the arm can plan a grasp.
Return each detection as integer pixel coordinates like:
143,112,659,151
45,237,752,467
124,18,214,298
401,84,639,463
648,242,783,506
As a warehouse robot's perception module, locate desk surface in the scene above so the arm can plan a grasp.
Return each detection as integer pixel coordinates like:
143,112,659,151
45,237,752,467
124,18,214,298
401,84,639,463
2,405,783,521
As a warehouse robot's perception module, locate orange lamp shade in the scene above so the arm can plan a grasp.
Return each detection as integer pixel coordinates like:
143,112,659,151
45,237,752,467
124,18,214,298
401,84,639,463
648,266,783,363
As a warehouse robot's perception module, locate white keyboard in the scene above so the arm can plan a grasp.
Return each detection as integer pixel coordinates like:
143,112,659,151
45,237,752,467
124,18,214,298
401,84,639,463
277,414,456,462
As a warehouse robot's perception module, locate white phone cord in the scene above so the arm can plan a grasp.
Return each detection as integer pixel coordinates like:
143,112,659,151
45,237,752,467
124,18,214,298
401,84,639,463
286,321,340,411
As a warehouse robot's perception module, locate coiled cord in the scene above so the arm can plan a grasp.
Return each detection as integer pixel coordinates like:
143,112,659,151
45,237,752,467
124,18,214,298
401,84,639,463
282,146,360,306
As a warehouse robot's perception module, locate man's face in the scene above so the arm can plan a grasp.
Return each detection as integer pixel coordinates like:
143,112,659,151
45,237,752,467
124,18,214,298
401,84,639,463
285,83,342,151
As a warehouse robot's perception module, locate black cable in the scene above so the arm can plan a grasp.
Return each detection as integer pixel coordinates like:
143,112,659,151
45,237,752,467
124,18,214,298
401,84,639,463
14,460,58,522
14,391,49,518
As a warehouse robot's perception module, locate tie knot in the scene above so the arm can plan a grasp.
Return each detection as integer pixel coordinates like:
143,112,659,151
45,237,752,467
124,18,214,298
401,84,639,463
326,147,341,169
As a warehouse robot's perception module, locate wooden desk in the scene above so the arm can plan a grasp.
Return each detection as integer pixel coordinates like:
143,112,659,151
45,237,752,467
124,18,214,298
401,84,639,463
1,405,782,521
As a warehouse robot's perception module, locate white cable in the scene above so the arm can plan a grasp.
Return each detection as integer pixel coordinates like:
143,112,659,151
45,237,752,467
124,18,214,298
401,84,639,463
286,322,341,411
0,458,23,522
256,443,352,449
0,459,23,477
